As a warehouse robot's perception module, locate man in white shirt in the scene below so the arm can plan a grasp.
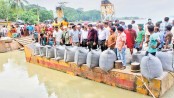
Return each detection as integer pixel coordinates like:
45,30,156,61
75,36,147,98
1,25,8,37
80,26,88,47
53,26,63,46
98,24,107,51
70,25,80,46
160,17,171,32
131,20,138,33
16,25,21,37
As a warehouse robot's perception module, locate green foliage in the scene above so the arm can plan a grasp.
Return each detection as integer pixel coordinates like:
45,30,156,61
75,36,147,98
63,7,101,22
0,0,101,24
0,0,54,24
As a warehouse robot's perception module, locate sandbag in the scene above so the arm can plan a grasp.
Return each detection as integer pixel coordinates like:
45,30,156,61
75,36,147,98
33,43,40,55
74,48,89,66
64,46,78,62
27,44,35,54
99,49,116,71
39,46,46,56
46,45,55,58
132,51,145,63
86,50,101,68
54,46,65,60
156,51,174,72
140,54,163,79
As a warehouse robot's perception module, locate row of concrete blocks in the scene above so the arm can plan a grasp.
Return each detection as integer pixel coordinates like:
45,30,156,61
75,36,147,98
24,46,174,98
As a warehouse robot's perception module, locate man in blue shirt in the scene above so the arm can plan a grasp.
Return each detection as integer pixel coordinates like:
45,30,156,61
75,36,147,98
27,24,34,35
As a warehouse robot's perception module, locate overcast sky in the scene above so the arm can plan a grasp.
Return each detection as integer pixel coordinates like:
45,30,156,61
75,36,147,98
27,0,174,20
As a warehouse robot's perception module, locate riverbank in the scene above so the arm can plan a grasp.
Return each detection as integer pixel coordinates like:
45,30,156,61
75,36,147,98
0,50,153,98
0,37,22,53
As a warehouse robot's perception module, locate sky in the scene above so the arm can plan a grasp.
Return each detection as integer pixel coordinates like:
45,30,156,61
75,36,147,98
27,0,174,20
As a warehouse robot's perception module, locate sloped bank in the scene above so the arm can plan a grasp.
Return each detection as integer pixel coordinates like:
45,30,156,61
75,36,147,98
24,44,174,98
0,37,22,53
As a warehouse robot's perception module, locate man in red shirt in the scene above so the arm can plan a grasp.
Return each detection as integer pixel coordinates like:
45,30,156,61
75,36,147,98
87,24,98,51
124,24,137,54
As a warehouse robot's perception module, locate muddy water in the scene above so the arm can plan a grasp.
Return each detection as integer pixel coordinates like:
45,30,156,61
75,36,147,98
0,51,173,98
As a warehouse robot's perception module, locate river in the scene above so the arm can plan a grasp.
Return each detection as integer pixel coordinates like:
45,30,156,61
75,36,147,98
0,50,173,98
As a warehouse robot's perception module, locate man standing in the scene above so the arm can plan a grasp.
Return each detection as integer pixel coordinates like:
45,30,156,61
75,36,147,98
145,19,154,37
145,25,160,56
104,22,110,39
53,26,63,46
106,27,116,50
160,17,170,32
116,26,127,70
87,24,98,51
1,25,8,37
70,25,80,46
135,24,145,51
80,26,88,47
16,25,21,37
98,24,107,51
131,20,139,33
27,24,34,35
159,17,171,49
164,25,173,49
61,26,70,46
124,24,137,54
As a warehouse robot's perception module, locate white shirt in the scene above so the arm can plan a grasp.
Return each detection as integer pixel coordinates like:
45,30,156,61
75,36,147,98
104,27,110,40
53,30,63,42
70,30,80,43
160,21,170,32
80,30,88,42
172,26,174,43
1,27,8,33
98,29,107,40
17,27,21,34
172,26,174,34
132,23,139,33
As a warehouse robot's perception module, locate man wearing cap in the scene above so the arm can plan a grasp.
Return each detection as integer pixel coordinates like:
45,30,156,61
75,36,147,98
87,24,98,51
124,24,137,54
53,26,63,45
135,24,145,51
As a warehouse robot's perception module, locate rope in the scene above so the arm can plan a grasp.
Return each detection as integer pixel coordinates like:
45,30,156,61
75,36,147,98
169,72,174,79
140,54,156,98
135,75,156,98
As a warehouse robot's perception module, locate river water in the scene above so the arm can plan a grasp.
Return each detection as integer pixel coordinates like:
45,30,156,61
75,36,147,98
0,51,173,98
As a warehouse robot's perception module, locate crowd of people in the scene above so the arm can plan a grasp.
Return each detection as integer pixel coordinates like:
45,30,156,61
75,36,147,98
0,17,174,70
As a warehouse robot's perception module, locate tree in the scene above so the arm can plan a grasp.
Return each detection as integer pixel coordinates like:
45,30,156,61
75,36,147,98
63,7,101,22
9,0,29,20
0,0,11,25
